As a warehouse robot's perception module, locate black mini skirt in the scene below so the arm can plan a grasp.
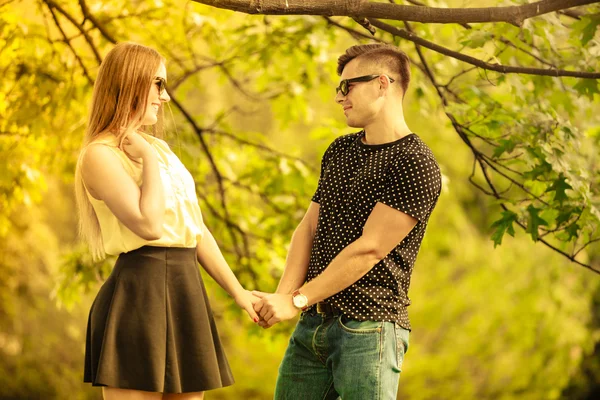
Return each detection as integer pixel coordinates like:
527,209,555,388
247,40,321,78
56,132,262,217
84,246,234,393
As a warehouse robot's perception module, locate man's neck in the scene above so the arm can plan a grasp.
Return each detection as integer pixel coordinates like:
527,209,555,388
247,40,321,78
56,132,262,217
362,117,412,146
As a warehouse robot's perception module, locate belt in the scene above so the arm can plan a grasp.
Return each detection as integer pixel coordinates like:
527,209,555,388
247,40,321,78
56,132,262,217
310,302,342,318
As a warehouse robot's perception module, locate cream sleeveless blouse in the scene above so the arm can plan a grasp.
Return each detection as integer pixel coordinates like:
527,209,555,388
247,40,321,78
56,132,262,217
85,132,204,255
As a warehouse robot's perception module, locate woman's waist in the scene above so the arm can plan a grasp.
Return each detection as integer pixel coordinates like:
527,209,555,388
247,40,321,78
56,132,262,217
120,244,196,257
114,245,197,266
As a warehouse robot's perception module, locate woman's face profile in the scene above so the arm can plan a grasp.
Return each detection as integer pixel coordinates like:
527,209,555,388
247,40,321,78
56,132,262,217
141,62,170,126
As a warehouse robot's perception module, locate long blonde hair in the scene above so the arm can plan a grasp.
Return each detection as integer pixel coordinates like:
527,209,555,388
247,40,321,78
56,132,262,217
75,42,165,260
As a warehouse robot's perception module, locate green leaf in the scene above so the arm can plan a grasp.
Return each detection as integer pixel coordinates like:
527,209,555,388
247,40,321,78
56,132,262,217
561,126,576,140
545,174,572,204
493,139,517,158
460,31,493,48
574,79,599,101
578,15,600,46
523,161,552,180
527,180,548,197
565,222,581,241
556,206,581,226
526,205,549,241
490,210,518,247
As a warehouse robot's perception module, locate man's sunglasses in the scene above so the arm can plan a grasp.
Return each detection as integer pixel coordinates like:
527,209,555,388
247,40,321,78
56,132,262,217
154,77,167,95
335,74,395,96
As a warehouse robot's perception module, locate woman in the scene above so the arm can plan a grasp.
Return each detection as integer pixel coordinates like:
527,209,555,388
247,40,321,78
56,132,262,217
75,42,258,400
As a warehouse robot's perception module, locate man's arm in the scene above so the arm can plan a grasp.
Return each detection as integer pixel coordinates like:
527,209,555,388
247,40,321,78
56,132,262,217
301,202,416,304
255,202,417,327
275,201,320,295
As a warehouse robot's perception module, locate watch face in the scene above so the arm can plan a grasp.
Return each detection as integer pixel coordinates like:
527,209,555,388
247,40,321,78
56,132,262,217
293,294,308,308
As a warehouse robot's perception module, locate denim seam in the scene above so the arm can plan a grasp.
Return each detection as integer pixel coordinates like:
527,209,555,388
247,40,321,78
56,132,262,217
377,323,384,400
395,324,401,372
320,378,335,400
312,319,327,365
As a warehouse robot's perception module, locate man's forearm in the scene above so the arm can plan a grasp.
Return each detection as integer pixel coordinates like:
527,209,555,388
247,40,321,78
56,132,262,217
276,220,314,294
300,237,381,305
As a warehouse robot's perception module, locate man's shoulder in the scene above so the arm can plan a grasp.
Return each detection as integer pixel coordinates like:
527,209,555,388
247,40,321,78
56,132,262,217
323,131,361,158
398,134,439,165
330,131,361,147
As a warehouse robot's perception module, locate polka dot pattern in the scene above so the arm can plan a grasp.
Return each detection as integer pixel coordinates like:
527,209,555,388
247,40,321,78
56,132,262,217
308,131,442,330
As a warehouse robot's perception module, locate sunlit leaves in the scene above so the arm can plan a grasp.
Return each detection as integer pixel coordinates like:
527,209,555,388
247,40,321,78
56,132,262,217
491,209,517,246
574,78,599,100
53,246,114,310
572,14,600,47
459,30,493,49
526,204,549,241
546,174,573,204
1,0,600,399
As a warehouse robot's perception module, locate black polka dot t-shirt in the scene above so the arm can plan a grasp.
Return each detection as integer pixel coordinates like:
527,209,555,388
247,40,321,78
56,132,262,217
307,131,442,330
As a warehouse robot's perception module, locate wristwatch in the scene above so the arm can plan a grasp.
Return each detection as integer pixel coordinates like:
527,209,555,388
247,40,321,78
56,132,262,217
292,289,309,311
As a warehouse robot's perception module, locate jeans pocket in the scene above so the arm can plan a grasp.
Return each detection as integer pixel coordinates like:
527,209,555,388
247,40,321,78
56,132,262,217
338,315,383,333
394,325,409,372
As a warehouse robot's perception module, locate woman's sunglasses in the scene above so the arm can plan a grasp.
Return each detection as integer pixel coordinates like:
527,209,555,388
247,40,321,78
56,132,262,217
154,77,167,95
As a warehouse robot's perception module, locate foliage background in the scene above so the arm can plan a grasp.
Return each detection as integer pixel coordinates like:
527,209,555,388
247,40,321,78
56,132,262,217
1,0,599,399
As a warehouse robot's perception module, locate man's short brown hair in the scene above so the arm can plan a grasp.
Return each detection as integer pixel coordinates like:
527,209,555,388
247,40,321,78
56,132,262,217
337,44,411,98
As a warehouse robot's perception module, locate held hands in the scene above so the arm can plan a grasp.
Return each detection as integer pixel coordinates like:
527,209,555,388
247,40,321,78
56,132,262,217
234,289,262,323
252,291,299,329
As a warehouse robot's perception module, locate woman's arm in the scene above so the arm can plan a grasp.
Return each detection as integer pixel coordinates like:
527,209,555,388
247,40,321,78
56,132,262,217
81,132,165,240
196,224,260,322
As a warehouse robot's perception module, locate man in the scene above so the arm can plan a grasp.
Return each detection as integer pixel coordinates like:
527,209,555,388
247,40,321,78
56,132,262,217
254,44,442,399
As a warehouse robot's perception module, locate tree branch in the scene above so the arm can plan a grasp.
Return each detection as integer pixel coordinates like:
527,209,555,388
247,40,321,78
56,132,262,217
369,18,600,79
223,178,288,214
203,128,315,170
324,16,427,76
43,0,102,64
0,0,16,9
406,22,599,274
196,192,261,289
192,0,597,26
78,0,117,44
45,6,94,86
169,61,226,91
169,94,250,263
324,15,386,42
558,8,585,19
393,1,562,72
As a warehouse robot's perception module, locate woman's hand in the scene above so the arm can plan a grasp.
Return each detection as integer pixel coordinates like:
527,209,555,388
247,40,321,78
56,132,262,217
119,131,154,160
234,289,262,323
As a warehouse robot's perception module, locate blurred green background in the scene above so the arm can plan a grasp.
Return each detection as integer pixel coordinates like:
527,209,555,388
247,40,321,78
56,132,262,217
1,0,600,399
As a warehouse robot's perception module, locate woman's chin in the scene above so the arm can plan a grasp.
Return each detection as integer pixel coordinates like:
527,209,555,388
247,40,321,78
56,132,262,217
141,115,158,126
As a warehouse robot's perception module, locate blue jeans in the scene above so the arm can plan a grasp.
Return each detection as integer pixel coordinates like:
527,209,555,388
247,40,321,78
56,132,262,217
275,312,410,400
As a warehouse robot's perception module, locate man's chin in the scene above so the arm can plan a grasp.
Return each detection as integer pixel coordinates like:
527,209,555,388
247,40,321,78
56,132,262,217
346,119,363,128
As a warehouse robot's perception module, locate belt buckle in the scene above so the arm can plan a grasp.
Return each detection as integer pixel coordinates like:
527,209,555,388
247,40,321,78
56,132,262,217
316,302,327,315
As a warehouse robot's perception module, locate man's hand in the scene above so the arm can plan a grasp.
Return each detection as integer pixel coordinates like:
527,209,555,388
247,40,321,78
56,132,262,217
252,291,299,329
